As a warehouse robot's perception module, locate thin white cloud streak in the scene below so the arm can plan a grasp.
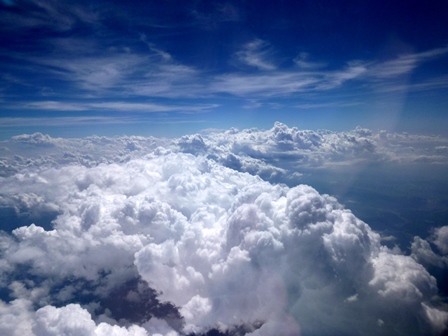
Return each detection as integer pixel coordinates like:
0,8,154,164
372,75,448,93
203,48,447,98
2,32,447,104
1,0,447,106
0,116,141,127
210,72,320,96
34,54,149,91
17,101,218,113
367,46,448,79
130,64,205,98
235,39,277,71
211,45,447,97
295,101,365,109
317,63,368,89
294,52,327,69
0,116,207,128
23,101,88,112
140,35,173,62
13,36,201,97
0,0,98,32
212,44,448,97
89,102,218,113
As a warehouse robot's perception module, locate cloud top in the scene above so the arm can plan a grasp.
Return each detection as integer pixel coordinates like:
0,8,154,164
0,137,446,335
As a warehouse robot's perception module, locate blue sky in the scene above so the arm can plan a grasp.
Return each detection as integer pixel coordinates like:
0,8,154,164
1,0,448,137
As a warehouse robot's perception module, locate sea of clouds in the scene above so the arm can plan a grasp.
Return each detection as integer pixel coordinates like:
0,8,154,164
0,122,447,335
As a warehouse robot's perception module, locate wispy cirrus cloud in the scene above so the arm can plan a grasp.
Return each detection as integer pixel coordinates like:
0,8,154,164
316,62,367,89
367,46,448,79
22,101,88,111
28,53,149,91
0,0,98,32
235,39,277,71
3,41,447,105
294,52,327,69
89,102,218,113
19,101,219,113
1,0,447,114
296,101,365,109
0,116,136,127
210,63,367,97
211,45,448,98
211,72,319,96
370,74,448,95
0,116,208,127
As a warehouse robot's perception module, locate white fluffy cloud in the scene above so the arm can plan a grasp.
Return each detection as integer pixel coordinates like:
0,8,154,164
1,124,448,334
32,304,149,336
0,146,446,335
197,122,448,170
1,123,448,181
411,226,448,270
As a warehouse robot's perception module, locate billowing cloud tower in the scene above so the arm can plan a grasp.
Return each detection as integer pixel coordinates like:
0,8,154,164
0,146,446,335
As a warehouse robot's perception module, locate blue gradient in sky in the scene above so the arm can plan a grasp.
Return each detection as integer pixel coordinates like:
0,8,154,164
1,0,448,137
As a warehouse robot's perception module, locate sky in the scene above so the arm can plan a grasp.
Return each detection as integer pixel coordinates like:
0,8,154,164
1,1,448,336
1,0,448,137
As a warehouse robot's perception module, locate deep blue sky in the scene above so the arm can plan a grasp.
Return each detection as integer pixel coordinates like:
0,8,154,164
1,0,448,138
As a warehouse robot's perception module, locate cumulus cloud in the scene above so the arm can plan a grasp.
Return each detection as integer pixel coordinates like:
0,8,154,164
2,123,447,181
0,142,446,335
185,122,448,190
11,133,58,147
411,236,448,269
411,226,448,269
32,304,149,336
433,226,448,255
0,133,170,177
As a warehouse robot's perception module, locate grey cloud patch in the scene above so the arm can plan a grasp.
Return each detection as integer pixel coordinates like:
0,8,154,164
433,226,448,255
411,236,448,269
412,226,448,269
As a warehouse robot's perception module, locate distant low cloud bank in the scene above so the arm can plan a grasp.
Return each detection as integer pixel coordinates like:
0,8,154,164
2,122,448,179
0,123,447,335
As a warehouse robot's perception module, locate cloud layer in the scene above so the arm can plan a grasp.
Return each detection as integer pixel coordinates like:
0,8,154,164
1,125,447,335
2,122,448,178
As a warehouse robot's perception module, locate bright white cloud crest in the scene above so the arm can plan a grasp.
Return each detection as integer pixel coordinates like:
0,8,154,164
0,124,447,335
